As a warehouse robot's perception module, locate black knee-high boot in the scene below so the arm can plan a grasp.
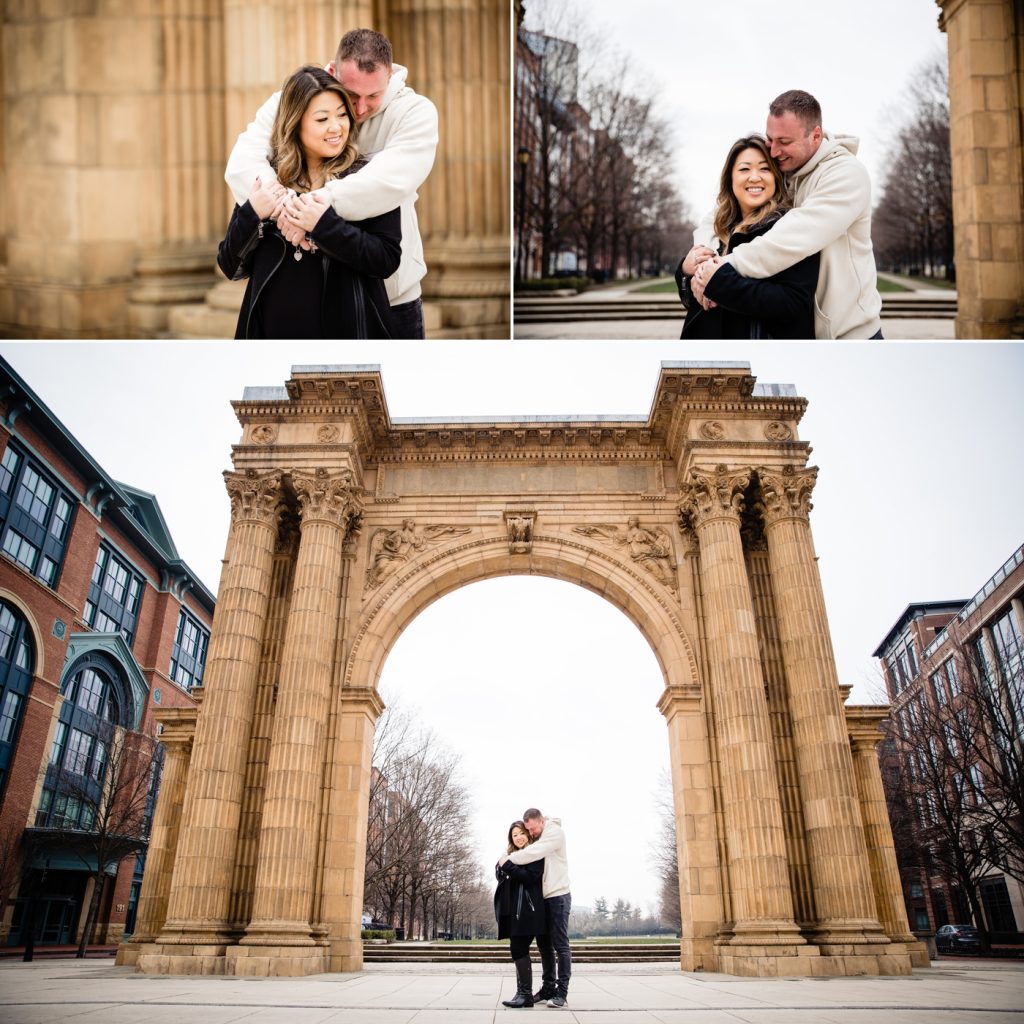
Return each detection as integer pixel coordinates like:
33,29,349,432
502,956,535,1008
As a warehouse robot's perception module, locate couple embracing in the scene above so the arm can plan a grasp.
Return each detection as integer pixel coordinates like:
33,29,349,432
494,809,572,1009
676,89,883,340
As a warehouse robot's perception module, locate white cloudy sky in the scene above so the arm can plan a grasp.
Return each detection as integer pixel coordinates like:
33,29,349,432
2,340,1021,916
522,0,946,221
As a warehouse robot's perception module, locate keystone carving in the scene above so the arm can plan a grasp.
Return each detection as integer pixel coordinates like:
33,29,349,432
573,517,677,591
756,465,818,526
504,510,536,554
224,469,282,527
678,464,751,530
365,519,471,591
292,468,362,528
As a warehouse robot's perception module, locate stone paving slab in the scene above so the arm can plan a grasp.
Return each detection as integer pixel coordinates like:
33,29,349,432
1,960,1022,1024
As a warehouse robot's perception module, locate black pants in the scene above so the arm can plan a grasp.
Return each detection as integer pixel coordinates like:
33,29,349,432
535,893,571,995
389,297,425,339
510,934,537,959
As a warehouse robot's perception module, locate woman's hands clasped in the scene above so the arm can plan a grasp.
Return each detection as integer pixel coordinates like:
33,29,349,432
248,176,288,220
282,192,331,234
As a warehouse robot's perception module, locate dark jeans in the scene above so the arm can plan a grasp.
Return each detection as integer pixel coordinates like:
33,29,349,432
509,934,536,959
536,893,571,996
869,329,884,339
389,297,425,339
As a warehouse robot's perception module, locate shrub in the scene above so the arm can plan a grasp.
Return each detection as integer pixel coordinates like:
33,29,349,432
361,929,396,941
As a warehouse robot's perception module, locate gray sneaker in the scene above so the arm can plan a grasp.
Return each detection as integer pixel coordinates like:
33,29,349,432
549,995,567,1008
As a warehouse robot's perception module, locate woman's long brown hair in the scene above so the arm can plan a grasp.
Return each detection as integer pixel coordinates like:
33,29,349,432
712,134,790,244
270,64,360,191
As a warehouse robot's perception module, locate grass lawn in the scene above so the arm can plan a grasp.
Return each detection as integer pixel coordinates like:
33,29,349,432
876,278,912,293
632,279,678,294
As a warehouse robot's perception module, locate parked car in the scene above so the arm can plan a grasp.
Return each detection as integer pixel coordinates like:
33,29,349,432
936,924,982,954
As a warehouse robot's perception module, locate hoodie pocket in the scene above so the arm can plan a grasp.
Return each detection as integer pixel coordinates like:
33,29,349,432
813,301,833,340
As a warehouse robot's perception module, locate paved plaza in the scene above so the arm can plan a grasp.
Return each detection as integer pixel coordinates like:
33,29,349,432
1,959,1022,1024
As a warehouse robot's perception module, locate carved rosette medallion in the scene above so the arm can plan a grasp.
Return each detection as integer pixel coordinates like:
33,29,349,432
678,464,751,531
764,421,793,442
250,424,277,446
317,424,340,444
756,465,818,527
224,469,283,527
573,517,677,591
292,468,363,530
504,510,536,554
700,421,726,440
364,520,472,593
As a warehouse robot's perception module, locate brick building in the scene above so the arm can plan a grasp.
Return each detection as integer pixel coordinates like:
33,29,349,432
874,544,1024,941
0,356,214,948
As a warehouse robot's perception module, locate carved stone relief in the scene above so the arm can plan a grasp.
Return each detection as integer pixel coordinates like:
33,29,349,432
251,425,277,445
573,517,677,590
364,520,471,592
700,421,726,440
504,510,536,553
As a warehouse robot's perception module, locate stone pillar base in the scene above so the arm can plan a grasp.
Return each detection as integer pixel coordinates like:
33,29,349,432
906,940,933,968
225,943,328,978
136,942,229,976
115,940,141,966
326,939,364,973
126,242,220,337
715,943,822,978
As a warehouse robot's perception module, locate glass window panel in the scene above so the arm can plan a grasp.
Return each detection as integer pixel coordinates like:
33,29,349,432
0,447,19,494
0,690,22,743
0,605,16,661
49,496,72,541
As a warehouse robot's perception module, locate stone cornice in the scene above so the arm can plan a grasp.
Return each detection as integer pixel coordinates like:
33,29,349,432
231,365,811,471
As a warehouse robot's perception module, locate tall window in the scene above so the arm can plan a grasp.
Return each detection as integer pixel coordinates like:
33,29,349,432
84,545,145,647
990,608,1023,687
0,443,76,588
887,635,919,694
0,600,34,796
169,609,210,692
36,658,125,830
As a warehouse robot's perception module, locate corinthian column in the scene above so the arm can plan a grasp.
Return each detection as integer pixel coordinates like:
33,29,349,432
154,470,282,948
757,467,886,950
678,465,804,951
122,706,198,956
240,469,361,953
846,707,929,966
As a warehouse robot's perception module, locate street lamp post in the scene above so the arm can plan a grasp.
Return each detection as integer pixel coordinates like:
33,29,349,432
516,147,530,285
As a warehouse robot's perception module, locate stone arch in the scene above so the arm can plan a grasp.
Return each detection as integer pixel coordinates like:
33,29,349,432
345,533,699,698
131,363,922,981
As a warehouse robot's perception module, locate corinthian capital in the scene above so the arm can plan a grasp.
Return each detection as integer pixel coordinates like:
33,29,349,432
224,469,283,527
292,468,363,528
678,464,750,530
757,465,817,527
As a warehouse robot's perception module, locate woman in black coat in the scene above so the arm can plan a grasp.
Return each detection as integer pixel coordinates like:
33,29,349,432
495,820,546,1009
217,65,401,339
675,135,819,339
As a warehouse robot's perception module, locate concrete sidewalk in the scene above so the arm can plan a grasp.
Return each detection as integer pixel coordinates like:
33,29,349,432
1,959,1023,1024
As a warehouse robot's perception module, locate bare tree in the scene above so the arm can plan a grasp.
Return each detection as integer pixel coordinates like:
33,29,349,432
873,54,953,280
650,770,681,934
30,728,157,957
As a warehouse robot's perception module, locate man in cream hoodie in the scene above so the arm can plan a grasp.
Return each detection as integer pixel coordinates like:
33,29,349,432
500,808,572,1007
689,90,882,339
224,28,438,338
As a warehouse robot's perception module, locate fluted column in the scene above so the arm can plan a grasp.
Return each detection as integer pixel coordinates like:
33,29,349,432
845,708,924,953
321,689,386,971
124,707,198,949
388,0,511,328
127,0,226,335
155,470,282,947
242,470,361,947
678,465,804,949
758,467,886,949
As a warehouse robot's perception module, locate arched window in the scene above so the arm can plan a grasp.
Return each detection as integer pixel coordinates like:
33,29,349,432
0,599,34,797
36,654,131,830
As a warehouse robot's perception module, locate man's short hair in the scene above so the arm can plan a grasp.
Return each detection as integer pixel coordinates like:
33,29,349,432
522,807,543,822
769,90,822,133
336,28,393,74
